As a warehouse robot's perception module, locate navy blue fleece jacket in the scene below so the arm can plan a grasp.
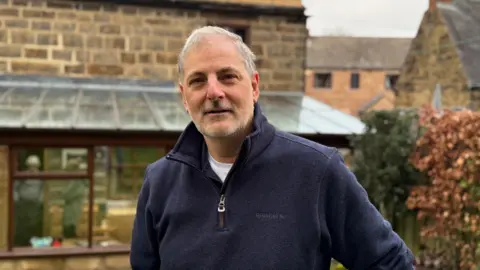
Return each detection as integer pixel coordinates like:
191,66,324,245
130,104,415,270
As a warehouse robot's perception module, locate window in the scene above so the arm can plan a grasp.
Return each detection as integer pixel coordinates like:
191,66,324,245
314,73,332,88
350,73,360,89
385,74,399,90
11,147,89,249
93,146,168,246
14,179,89,248
4,145,171,251
216,24,249,44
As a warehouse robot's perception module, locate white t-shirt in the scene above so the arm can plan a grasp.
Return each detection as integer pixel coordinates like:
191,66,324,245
208,154,233,182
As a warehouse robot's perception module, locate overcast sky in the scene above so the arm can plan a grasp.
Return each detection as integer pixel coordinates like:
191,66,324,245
302,0,429,37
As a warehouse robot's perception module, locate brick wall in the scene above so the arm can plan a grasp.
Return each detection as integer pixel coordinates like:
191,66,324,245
192,0,302,7
366,91,395,112
305,69,396,116
395,9,471,109
0,0,307,91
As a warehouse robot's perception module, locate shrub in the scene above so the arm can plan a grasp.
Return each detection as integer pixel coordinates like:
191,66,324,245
406,106,480,270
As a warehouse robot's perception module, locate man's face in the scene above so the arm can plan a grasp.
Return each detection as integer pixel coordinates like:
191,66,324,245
179,35,260,138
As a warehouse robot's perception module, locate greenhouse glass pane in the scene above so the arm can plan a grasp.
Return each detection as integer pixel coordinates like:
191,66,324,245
80,90,112,105
116,92,158,130
26,89,78,128
76,104,115,129
0,87,42,127
146,92,190,131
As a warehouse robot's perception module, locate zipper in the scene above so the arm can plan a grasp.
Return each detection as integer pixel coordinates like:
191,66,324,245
217,194,226,229
215,149,248,230
167,139,251,231
167,154,231,229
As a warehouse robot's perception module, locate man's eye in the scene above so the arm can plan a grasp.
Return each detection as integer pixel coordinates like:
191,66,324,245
221,74,236,81
189,78,203,85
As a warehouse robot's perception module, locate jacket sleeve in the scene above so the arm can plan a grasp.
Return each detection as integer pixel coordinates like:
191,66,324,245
320,151,415,270
130,165,161,270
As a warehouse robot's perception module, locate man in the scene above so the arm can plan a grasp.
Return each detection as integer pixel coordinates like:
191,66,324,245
130,26,415,269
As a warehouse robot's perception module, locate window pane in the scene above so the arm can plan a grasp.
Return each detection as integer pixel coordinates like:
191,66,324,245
13,179,90,248
16,147,88,173
350,73,360,89
80,90,112,105
259,94,364,135
26,89,78,128
385,75,399,90
116,92,157,130
93,146,169,246
0,146,8,250
0,86,10,97
0,88,41,127
259,96,316,133
5,87,42,105
0,107,24,127
76,90,115,129
314,73,332,88
76,104,115,129
147,92,190,131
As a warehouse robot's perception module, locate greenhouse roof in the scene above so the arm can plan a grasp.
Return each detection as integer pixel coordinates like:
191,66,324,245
0,74,365,135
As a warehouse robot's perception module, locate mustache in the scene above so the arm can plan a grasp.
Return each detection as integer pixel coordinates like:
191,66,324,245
203,101,233,114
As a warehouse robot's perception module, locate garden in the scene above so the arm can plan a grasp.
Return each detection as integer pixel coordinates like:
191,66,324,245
332,105,480,270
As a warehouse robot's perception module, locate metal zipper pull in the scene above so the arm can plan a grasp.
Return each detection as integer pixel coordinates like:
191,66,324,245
218,194,226,228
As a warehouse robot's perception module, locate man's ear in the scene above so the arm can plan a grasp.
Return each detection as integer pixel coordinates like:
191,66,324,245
179,83,189,113
251,71,260,103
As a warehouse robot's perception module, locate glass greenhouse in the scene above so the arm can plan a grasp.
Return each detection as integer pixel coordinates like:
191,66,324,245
0,74,364,258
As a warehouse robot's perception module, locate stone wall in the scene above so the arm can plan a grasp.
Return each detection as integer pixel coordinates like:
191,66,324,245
192,0,302,7
0,254,130,270
305,69,397,116
0,146,7,250
395,9,470,108
0,0,307,91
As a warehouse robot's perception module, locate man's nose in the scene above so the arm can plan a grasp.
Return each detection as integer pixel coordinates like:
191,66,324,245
206,78,225,100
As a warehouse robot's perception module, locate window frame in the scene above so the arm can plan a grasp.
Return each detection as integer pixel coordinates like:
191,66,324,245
350,72,360,89
385,74,399,91
0,140,175,259
208,21,251,45
6,145,96,256
313,72,332,89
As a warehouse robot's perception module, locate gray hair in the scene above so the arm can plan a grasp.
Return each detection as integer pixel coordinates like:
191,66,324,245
177,26,257,81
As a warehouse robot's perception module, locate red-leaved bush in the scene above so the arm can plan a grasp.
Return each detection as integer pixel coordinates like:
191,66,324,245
406,106,480,270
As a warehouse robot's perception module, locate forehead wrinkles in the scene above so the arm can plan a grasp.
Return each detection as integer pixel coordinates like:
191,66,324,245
183,37,244,76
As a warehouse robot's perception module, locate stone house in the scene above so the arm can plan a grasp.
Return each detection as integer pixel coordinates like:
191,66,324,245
305,36,412,116
0,1,364,269
395,0,480,110
0,0,307,91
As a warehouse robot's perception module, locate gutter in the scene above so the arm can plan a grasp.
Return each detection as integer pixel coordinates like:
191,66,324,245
75,0,306,20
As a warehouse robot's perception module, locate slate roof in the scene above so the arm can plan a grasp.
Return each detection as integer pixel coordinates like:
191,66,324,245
438,0,480,88
306,36,412,70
